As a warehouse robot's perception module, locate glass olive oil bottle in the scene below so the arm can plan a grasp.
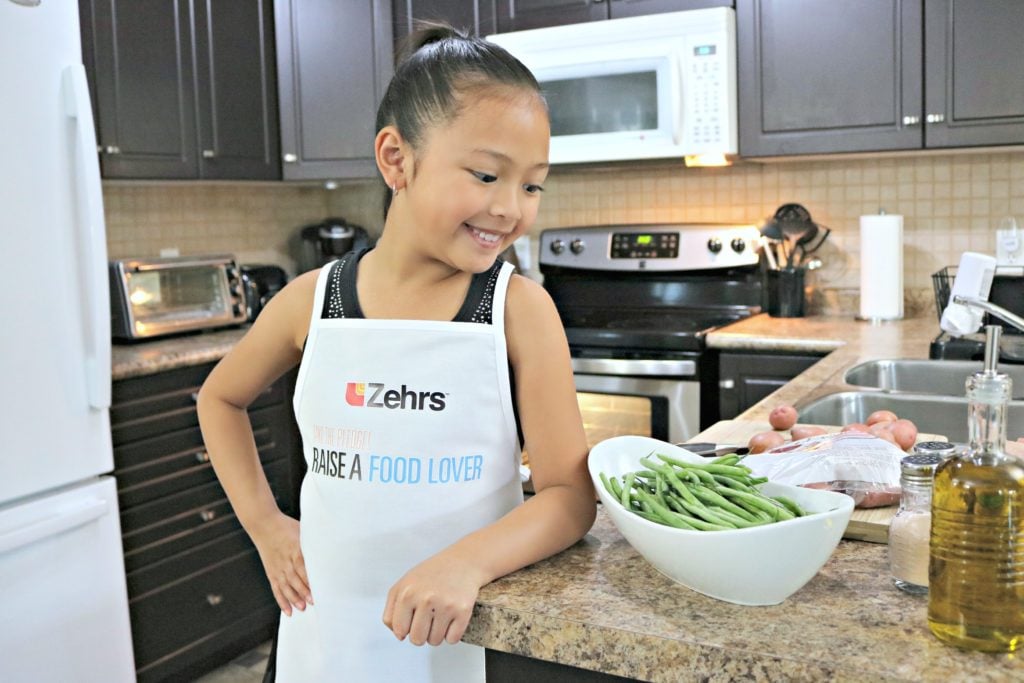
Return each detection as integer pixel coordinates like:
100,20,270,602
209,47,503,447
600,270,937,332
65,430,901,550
928,328,1024,652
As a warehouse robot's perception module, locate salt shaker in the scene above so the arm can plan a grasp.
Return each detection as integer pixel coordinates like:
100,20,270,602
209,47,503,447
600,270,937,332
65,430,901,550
888,453,942,595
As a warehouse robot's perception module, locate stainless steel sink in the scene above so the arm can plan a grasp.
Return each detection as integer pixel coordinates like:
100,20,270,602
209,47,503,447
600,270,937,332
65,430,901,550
843,359,1024,400
796,391,1024,442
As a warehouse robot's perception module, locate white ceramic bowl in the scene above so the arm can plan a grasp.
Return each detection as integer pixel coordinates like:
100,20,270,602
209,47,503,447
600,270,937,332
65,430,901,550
588,435,854,606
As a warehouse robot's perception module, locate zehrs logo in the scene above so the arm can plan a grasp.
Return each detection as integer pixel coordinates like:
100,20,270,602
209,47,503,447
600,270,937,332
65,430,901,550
345,382,447,412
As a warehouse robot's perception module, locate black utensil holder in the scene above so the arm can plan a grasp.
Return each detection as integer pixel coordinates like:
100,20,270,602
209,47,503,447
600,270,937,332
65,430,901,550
765,268,806,318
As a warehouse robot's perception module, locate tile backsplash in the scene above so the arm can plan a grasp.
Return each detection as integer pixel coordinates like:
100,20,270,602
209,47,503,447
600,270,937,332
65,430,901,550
104,149,1024,317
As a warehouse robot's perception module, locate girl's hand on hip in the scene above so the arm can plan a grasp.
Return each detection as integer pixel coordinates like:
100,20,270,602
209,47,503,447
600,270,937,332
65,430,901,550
382,554,487,646
250,512,311,616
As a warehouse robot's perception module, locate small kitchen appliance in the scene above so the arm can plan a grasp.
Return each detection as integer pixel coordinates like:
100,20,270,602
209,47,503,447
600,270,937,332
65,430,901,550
240,263,288,322
539,223,762,444
297,217,371,273
109,254,249,340
488,7,737,165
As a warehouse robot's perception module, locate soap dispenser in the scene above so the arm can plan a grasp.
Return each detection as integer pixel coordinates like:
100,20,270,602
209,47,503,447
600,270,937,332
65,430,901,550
928,325,1024,652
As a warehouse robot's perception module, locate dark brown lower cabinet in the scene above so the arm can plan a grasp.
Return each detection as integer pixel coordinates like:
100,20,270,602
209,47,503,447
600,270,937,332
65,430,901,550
717,350,824,419
111,362,300,682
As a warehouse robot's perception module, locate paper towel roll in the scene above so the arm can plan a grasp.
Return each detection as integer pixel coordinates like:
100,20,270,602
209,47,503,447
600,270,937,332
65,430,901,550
859,214,904,320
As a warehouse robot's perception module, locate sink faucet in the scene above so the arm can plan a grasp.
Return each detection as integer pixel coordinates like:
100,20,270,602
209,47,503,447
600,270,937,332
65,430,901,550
952,296,1024,335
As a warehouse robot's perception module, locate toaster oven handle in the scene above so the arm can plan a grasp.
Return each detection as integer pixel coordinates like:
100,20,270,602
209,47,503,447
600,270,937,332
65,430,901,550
571,358,697,378
132,256,234,271
62,65,111,410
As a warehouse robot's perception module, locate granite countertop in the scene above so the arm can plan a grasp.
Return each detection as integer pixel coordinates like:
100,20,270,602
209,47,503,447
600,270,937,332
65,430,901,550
111,326,249,380
705,314,941,421
463,508,1019,682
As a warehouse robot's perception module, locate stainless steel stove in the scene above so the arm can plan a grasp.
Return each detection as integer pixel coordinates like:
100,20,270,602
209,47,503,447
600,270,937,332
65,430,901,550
539,223,763,444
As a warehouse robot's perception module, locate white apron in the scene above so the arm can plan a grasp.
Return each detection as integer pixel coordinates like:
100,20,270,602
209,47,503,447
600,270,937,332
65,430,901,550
276,260,524,683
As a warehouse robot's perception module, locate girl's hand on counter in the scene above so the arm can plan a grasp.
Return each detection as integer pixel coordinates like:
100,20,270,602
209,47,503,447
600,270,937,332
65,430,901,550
382,553,488,646
250,512,311,616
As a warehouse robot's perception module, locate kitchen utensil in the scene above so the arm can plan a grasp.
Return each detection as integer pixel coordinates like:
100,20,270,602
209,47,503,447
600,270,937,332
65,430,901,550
674,442,750,457
589,435,854,605
762,204,830,268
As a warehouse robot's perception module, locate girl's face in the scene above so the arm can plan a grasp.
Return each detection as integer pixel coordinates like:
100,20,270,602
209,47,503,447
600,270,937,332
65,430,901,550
402,89,550,273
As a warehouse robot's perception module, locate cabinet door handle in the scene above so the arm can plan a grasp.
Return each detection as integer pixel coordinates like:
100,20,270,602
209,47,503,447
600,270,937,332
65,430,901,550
195,450,211,463
719,379,736,390
104,145,121,154
206,594,224,606
199,509,217,522
202,149,216,159
283,153,297,163
901,115,920,126
926,113,945,123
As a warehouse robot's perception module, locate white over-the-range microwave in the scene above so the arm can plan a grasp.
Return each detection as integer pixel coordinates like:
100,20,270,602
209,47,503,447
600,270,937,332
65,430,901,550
487,7,737,165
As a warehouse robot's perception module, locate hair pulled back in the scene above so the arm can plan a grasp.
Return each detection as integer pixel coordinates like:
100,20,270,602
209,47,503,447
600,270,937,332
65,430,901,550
376,23,545,217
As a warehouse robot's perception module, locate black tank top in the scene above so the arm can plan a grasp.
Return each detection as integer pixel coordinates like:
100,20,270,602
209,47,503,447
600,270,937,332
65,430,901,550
320,247,504,323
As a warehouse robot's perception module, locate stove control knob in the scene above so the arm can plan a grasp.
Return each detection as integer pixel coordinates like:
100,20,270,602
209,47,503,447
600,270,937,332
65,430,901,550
570,238,585,255
550,239,566,255
707,237,723,254
731,238,747,253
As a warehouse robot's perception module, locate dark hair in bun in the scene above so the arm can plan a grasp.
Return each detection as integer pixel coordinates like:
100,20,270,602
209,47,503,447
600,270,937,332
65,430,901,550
376,22,545,217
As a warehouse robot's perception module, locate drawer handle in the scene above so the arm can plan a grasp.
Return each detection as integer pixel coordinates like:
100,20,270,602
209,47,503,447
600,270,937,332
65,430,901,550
195,451,211,463
206,594,223,606
199,509,217,522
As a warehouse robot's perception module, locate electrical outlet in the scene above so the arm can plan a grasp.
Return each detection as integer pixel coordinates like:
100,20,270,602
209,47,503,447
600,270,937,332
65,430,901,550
996,217,1022,265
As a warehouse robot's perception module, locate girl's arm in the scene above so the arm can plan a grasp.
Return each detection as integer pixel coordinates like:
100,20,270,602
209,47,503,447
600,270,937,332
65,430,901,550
196,269,318,616
383,274,596,646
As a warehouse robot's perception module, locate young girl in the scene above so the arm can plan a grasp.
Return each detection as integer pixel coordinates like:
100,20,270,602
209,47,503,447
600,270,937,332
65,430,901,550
197,25,595,683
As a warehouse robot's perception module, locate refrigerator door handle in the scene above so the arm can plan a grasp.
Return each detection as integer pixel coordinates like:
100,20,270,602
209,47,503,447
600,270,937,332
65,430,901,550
0,497,108,555
61,64,111,410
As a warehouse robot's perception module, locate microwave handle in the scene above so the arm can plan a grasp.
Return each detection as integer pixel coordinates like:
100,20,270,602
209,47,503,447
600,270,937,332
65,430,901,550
62,65,111,410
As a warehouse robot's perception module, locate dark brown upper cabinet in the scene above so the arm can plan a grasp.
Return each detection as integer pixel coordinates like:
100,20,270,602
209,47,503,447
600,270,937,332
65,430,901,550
80,0,280,180
739,0,1024,157
924,0,1024,148
275,0,394,180
393,0,497,43
494,0,732,33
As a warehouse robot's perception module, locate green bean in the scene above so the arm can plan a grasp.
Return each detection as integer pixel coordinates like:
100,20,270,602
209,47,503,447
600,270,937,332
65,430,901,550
655,453,752,477
621,472,635,509
772,495,807,517
716,487,795,520
688,485,760,523
633,490,698,529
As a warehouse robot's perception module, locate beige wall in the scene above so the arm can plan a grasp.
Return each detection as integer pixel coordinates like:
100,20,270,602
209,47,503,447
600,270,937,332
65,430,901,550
103,148,1024,317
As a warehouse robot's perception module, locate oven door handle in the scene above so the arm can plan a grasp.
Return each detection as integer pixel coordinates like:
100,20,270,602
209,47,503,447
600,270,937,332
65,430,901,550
571,358,697,377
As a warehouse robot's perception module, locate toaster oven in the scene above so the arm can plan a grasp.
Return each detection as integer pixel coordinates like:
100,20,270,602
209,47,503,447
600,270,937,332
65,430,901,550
109,255,247,340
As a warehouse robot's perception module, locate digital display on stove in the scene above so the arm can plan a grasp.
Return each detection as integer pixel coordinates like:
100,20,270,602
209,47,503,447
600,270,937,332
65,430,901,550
611,232,679,259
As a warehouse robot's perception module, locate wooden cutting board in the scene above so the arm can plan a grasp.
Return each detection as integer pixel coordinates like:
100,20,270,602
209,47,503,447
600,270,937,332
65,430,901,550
690,420,948,544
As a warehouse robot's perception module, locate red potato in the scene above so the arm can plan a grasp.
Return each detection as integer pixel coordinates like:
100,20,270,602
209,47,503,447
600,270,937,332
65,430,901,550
866,410,899,426
890,418,919,451
768,404,799,431
841,422,871,433
748,431,787,454
868,421,899,446
790,425,828,441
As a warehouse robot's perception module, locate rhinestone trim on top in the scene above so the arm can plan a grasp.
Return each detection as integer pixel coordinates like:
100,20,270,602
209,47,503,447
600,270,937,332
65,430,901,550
469,263,501,325
324,255,350,318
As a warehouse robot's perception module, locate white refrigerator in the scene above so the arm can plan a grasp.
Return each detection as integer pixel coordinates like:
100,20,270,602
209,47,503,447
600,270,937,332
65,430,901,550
0,1,136,681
